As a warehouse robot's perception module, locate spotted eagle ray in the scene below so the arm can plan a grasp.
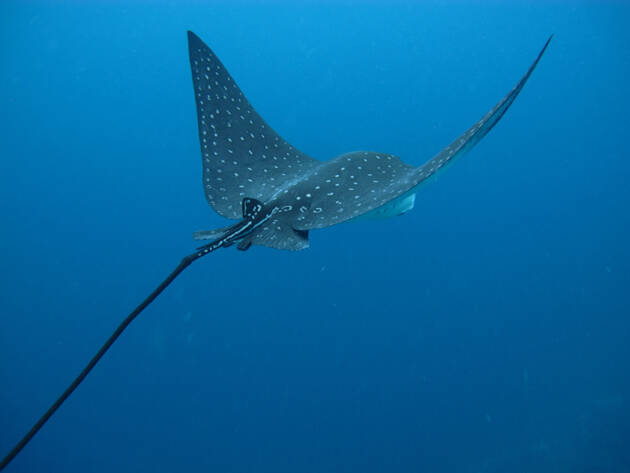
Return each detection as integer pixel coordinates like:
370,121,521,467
0,32,552,469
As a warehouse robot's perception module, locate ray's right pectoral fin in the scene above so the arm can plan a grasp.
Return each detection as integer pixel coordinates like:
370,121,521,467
352,193,417,222
412,35,552,187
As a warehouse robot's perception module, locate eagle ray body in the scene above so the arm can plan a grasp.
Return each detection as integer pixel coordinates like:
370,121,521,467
189,32,551,251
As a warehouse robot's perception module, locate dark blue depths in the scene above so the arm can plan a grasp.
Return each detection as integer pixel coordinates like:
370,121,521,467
0,2,628,472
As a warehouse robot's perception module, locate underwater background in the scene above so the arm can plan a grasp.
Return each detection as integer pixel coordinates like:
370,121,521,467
1,1,629,472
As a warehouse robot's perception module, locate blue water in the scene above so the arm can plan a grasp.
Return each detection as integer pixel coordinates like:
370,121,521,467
1,2,629,472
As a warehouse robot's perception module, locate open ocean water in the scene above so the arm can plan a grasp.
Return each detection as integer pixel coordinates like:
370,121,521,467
1,1,629,472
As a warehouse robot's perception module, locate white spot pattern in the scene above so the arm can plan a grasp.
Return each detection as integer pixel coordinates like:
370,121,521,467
188,30,534,248
189,33,320,220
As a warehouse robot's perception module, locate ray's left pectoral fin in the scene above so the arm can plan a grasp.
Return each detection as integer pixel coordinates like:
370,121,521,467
413,35,553,185
193,226,232,241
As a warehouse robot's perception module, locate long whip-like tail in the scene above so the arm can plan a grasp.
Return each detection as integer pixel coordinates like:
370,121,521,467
0,242,221,471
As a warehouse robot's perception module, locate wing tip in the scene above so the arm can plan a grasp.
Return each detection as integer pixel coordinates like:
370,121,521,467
187,30,204,50
541,34,554,58
531,34,553,70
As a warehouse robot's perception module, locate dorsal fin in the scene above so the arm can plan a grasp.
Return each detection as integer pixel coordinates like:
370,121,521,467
187,31,320,220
